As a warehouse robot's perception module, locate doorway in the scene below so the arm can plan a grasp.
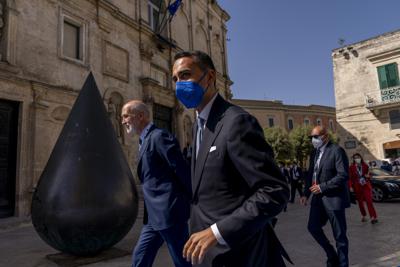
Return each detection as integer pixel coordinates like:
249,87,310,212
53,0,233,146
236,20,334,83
0,99,19,218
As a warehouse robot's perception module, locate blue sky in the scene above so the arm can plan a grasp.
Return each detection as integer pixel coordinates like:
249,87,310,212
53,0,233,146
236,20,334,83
217,0,400,107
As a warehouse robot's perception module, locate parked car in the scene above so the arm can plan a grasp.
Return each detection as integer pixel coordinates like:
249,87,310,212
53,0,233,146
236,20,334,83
369,168,400,202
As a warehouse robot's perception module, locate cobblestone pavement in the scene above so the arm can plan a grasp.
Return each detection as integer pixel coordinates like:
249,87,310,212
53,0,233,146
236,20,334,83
0,199,399,267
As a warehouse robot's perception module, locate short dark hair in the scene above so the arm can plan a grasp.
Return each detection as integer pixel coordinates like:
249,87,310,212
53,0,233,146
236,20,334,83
352,153,364,164
174,50,216,72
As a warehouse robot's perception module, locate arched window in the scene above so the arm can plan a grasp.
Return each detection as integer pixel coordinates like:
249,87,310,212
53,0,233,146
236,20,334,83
287,117,294,130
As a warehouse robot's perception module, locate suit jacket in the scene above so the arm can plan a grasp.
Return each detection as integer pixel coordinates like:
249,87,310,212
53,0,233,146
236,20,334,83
304,141,350,210
191,94,290,266
137,124,191,231
280,167,291,183
290,166,303,181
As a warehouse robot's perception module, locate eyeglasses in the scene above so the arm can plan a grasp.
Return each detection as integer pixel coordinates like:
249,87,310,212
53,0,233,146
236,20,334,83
309,135,321,139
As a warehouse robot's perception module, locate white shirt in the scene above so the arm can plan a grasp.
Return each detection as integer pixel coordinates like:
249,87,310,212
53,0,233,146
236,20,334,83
195,93,218,157
313,142,328,192
197,93,218,125
316,142,328,168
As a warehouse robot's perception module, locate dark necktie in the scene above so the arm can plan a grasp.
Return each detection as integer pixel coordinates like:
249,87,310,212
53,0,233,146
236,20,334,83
313,149,321,184
196,117,205,157
314,149,321,166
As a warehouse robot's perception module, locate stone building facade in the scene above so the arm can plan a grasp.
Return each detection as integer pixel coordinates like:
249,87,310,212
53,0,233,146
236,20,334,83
333,30,400,161
0,0,231,219
232,99,336,132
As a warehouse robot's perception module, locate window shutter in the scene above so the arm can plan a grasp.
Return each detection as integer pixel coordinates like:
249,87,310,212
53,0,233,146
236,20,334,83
386,63,399,88
377,65,388,89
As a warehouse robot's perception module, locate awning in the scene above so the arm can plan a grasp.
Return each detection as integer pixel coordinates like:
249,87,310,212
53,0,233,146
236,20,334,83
383,140,400,150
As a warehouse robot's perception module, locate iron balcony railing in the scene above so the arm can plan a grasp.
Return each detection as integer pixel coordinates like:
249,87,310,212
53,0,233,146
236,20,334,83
365,85,400,108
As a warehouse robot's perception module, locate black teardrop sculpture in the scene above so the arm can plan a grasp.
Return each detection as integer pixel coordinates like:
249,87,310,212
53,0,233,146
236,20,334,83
31,73,138,256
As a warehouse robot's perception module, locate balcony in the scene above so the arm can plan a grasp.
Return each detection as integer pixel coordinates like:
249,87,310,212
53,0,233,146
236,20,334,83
365,85,400,114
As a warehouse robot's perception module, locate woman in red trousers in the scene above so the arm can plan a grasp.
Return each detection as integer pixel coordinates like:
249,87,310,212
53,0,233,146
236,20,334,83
349,153,378,224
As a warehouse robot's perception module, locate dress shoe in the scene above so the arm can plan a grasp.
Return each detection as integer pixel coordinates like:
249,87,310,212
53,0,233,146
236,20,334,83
326,256,339,267
371,218,379,224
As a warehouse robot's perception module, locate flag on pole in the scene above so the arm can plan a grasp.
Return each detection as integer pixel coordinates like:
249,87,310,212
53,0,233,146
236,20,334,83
167,0,182,17
157,0,182,34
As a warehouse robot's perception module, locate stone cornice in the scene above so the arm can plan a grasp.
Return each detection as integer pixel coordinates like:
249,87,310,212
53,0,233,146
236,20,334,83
210,1,230,21
232,99,336,115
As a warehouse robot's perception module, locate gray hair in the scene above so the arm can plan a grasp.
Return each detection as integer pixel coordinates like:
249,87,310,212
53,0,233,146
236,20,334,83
124,100,150,119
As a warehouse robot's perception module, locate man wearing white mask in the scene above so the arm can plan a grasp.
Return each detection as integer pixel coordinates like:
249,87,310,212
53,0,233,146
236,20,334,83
121,100,192,267
300,126,350,267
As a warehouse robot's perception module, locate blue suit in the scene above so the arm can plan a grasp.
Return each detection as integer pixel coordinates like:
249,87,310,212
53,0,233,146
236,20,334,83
132,123,191,267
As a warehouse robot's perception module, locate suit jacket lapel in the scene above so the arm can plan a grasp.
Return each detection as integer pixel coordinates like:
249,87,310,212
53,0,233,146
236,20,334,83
192,94,228,196
317,142,331,176
191,122,197,179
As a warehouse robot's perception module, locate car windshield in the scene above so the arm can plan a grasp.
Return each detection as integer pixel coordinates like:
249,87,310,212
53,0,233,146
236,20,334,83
370,168,393,177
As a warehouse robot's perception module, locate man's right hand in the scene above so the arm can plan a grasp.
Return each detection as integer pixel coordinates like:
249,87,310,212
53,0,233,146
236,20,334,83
300,196,308,206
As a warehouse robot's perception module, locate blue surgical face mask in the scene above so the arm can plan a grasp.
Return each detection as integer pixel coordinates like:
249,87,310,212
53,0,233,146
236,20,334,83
175,71,208,109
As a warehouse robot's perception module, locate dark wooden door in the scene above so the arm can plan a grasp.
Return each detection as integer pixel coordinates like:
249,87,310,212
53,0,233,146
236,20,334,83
0,99,18,218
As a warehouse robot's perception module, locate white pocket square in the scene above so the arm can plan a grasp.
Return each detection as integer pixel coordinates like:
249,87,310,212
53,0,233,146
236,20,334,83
209,146,217,152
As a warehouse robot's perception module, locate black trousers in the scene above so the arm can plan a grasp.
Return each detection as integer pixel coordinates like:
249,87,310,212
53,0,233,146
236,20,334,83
307,199,349,267
290,179,303,202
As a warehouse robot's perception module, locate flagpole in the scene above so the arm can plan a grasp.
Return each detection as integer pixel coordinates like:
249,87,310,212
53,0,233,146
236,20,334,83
157,0,172,34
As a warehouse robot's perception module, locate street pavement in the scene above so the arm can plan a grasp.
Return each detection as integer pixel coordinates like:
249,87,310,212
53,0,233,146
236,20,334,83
0,198,399,267
275,198,400,267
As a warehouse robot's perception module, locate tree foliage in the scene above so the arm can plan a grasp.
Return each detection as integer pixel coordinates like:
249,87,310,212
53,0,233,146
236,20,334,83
328,130,338,144
263,125,338,169
288,125,313,168
263,127,292,162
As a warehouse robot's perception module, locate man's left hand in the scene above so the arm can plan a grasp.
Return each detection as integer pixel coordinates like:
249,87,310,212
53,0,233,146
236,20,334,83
310,184,322,194
183,227,218,265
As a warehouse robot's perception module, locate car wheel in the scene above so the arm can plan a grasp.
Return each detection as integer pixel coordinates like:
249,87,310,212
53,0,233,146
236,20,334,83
372,186,385,202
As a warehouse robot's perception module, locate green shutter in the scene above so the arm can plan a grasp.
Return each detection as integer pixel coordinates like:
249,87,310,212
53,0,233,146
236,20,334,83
386,63,399,87
377,65,388,89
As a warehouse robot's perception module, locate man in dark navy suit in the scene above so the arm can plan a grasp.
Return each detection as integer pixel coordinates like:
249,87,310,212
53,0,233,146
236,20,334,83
172,51,290,267
121,100,192,267
300,126,350,267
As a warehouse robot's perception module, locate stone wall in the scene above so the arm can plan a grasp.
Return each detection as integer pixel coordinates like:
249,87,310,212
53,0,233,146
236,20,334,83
0,0,231,218
333,30,400,160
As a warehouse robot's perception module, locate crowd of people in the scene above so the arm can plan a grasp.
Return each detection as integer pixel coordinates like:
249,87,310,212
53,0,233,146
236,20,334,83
368,158,400,175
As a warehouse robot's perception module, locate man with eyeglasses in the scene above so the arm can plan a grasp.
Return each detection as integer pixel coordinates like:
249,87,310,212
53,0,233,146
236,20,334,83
300,126,350,267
